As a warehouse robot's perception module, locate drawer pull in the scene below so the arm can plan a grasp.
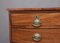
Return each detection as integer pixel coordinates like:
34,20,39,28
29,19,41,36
32,16,41,27
32,33,41,41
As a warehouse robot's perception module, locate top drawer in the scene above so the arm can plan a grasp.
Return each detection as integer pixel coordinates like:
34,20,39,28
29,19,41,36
9,8,60,29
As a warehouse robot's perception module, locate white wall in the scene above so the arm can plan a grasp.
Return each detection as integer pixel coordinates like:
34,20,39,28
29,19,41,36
0,0,60,43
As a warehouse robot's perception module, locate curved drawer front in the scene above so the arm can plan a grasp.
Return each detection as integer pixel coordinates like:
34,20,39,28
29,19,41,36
9,8,60,43
11,12,60,28
12,29,60,43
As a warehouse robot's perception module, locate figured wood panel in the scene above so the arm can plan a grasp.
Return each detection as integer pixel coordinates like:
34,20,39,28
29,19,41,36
12,29,60,43
9,8,60,43
11,13,60,28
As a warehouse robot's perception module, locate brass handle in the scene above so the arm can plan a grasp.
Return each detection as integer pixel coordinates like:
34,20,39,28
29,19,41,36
32,16,41,27
32,33,41,41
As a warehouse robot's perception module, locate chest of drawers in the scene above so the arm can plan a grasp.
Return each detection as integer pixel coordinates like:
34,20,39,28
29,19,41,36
8,8,60,43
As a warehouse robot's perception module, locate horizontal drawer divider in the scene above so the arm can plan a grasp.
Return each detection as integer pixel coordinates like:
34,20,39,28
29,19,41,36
11,25,60,29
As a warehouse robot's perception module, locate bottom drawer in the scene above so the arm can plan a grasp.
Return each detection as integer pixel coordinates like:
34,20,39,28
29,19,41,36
11,29,60,43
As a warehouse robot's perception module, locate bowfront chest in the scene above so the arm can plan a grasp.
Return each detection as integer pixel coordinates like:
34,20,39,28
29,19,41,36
8,8,60,43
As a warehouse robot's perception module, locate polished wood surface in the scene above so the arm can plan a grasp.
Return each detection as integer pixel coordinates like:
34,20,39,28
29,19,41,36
12,29,60,43
9,8,60,43
11,12,60,28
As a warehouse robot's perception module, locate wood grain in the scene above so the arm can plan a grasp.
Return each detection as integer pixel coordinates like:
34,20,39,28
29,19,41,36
11,13,60,28
9,8,60,43
12,29,60,43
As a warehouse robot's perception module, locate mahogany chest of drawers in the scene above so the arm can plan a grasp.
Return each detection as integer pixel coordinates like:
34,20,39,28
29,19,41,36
8,8,60,43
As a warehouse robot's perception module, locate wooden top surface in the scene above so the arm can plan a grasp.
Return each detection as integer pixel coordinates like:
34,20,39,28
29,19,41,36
7,8,60,11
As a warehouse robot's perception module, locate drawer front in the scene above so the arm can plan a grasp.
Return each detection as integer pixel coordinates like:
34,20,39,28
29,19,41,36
12,29,60,43
11,13,60,28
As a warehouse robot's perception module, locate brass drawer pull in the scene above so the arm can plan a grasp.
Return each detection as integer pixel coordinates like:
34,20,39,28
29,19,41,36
32,33,41,41
32,16,41,27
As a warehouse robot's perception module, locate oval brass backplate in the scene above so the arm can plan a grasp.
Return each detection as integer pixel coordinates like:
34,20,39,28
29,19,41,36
32,33,41,42
32,16,41,27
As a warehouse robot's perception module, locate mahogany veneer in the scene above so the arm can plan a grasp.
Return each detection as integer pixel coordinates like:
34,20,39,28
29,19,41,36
8,8,60,43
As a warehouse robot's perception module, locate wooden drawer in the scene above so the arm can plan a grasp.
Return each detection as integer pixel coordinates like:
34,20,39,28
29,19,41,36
12,28,60,43
8,8,60,43
11,10,60,28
